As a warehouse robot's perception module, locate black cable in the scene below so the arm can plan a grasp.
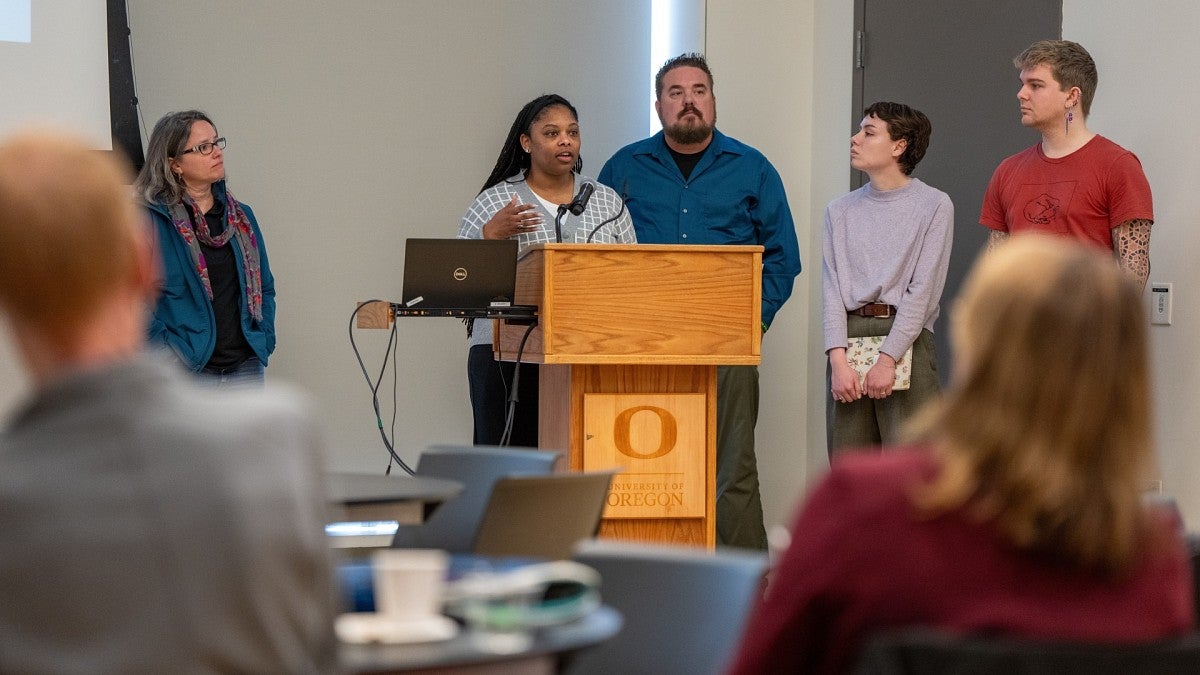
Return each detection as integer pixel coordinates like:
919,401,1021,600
389,322,400,470
374,318,400,475
585,190,628,243
498,320,538,446
347,301,415,475
122,0,150,151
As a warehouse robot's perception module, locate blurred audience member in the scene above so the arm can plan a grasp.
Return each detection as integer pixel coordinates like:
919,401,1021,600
0,131,337,673
729,234,1193,674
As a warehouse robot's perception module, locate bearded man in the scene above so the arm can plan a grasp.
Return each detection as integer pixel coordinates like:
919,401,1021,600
598,53,802,550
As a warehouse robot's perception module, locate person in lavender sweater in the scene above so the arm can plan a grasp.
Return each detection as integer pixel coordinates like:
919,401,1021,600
822,102,953,456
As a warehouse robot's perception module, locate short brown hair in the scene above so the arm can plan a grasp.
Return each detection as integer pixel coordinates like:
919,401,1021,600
0,132,138,338
910,235,1153,578
1014,39,1098,116
863,101,932,176
655,52,713,100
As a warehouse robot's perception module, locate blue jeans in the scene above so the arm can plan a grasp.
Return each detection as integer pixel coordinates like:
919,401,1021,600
198,357,265,387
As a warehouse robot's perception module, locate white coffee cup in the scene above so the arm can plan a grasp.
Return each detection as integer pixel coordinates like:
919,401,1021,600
372,549,449,621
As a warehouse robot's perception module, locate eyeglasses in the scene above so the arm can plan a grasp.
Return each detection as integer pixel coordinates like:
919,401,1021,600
180,137,227,156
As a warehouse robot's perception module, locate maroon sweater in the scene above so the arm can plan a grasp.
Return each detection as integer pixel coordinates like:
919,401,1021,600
727,447,1194,674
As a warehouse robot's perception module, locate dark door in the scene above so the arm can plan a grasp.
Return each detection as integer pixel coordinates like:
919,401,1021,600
852,0,1061,380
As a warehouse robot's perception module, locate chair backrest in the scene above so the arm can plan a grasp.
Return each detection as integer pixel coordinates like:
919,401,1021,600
471,471,615,560
854,630,1200,675
1187,532,1200,625
390,445,558,552
565,539,768,675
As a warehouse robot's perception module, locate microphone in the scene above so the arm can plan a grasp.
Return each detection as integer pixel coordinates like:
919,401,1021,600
566,182,595,216
555,182,596,243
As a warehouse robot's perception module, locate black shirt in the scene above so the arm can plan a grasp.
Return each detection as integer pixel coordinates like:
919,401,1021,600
668,144,709,181
192,200,255,370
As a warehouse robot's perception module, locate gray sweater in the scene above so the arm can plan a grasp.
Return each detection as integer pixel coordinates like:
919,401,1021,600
821,178,954,360
0,356,338,673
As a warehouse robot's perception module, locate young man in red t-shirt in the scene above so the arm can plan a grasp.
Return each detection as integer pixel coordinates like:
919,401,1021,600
980,39,1152,288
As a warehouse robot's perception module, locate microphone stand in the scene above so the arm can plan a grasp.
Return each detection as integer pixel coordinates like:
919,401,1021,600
556,183,593,243
554,204,569,243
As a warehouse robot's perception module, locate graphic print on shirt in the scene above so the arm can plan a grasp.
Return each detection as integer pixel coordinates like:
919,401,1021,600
1017,181,1076,234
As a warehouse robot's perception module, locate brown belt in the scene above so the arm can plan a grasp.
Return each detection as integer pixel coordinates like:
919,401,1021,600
848,302,896,318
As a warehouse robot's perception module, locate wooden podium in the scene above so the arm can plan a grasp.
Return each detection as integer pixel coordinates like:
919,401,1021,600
496,244,762,548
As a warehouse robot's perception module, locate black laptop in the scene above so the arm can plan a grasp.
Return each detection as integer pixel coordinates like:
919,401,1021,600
394,238,535,319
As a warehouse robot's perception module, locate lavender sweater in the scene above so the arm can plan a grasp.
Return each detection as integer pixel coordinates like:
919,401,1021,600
821,178,953,361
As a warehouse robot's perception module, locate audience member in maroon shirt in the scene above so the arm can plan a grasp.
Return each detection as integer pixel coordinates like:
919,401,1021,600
728,235,1194,674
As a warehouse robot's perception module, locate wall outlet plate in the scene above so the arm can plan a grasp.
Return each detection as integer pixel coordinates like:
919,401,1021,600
1151,283,1172,325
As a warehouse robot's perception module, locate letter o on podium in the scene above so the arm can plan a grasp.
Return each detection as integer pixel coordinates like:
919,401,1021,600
583,392,705,519
612,405,677,460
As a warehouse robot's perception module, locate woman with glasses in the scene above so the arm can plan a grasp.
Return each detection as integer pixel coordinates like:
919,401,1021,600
134,110,274,384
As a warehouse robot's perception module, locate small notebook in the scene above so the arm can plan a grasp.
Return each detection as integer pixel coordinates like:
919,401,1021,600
846,336,912,391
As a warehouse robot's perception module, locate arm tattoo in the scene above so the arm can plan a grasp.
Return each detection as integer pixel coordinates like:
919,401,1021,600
986,230,1009,252
1113,219,1152,289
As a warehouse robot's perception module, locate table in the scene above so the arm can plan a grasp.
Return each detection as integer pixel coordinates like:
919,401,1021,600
328,472,464,524
339,606,622,675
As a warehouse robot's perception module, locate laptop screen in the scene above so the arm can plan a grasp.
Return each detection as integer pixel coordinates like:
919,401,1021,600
400,238,519,311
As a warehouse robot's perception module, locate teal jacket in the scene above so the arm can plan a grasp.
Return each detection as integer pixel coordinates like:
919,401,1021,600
145,181,276,371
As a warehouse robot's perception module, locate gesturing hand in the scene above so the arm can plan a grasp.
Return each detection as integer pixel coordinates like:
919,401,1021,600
482,196,542,239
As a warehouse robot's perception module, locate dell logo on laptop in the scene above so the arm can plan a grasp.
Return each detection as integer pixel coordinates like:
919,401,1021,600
453,267,468,281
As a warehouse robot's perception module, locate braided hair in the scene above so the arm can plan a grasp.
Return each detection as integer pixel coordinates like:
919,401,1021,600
479,94,582,194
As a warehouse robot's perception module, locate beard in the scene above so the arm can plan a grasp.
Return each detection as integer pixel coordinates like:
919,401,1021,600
662,107,714,145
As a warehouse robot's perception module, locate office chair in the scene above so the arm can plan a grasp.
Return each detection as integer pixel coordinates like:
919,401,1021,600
854,629,1200,675
390,445,559,552
564,539,768,675
471,471,616,560
1187,532,1200,625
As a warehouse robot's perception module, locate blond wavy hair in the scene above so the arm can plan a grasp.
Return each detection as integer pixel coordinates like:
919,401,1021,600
910,234,1154,578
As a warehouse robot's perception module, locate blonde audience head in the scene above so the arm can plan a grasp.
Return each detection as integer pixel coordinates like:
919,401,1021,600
0,131,152,368
913,233,1153,577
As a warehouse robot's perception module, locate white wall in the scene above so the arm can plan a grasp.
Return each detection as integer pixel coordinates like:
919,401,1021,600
0,319,27,418
6,0,1195,532
709,0,1200,530
704,0,824,531
0,0,110,146
124,1,649,473
113,0,828,532
1065,2,1200,522
779,1,1200,528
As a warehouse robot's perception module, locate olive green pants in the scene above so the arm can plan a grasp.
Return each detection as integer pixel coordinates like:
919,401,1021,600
715,365,767,550
826,316,939,458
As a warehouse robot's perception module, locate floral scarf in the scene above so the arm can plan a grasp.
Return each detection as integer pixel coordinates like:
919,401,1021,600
167,187,263,322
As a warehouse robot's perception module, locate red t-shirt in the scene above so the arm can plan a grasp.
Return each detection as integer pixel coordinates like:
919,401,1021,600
726,448,1193,675
980,135,1153,250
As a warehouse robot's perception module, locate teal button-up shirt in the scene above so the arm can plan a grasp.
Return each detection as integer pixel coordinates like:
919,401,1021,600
599,129,801,327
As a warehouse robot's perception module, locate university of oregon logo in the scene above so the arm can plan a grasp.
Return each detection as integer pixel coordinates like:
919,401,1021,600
583,392,706,518
612,405,677,459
